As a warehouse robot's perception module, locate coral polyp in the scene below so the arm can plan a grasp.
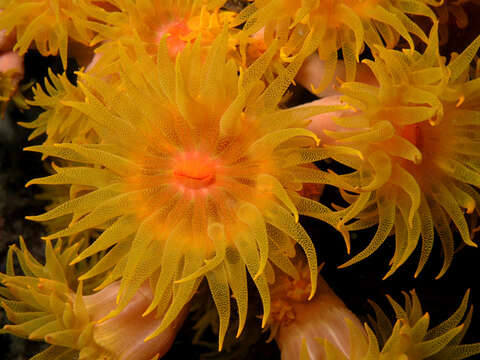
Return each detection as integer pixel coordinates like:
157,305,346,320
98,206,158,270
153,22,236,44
19,69,95,145
77,0,235,72
234,0,438,90
298,289,479,360
22,29,348,349
0,0,97,69
320,25,480,278
0,238,188,360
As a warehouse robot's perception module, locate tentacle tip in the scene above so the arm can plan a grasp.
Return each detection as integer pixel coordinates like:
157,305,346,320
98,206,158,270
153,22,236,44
337,260,350,269
337,227,351,254
279,48,295,63
261,315,269,329
44,335,54,343
69,257,81,266
144,334,155,343
382,270,394,281
435,270,447,280
93,283,108,292
23,145,38,152
142,307,154,317
310,83,321,95
98,311,116,324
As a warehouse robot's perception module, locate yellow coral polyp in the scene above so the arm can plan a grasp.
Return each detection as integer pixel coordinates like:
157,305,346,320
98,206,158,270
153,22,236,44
24,30,348,350
299,290,479,360
234,0,439,91
0,0,96,69
0,238,186,360
19,69,96,145
77,0,235,70
323,23,480,278
0,238,99,359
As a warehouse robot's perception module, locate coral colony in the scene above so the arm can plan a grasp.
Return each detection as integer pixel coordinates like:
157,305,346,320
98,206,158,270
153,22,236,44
2,0,480,359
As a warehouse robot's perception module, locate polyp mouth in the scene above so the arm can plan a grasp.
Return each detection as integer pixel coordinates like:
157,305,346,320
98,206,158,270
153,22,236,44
173,151,217,190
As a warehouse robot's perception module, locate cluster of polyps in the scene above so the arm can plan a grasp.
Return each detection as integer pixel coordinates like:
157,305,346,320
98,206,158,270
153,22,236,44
1,0,480,359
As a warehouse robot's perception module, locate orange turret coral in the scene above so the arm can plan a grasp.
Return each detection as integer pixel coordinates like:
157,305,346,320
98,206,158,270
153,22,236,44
1,1,480,359
0,239,187,360
295,289,480,360
307,24,480,278
21,28,349,350
232,0,439,91
0,0,98,69
75,0,235,72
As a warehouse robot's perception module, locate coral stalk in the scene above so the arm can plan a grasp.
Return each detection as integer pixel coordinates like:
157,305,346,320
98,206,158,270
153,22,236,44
274,274,367,360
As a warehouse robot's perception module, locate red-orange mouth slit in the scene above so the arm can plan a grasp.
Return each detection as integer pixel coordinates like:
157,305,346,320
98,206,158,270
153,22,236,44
173,152,217,190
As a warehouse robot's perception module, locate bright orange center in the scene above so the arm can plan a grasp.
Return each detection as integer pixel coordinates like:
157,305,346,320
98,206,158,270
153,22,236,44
173,152,217,190
156,19,191,58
